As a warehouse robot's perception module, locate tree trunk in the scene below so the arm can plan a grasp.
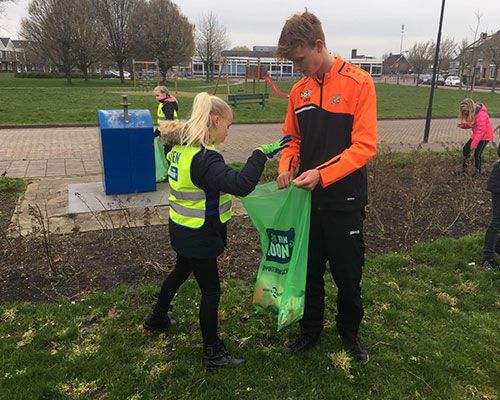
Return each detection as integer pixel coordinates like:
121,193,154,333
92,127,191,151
205,62,209,83
118,61,125,84
65,68,72,84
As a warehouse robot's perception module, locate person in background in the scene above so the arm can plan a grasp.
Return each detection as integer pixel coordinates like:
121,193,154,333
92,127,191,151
153,86,179,182
143,92,291,368
154,85,178,125
482,125,500,271
457,98,494,175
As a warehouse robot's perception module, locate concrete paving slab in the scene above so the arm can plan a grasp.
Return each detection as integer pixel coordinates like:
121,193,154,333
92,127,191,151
68,181,170,214
2,118,500,177
8,176,248,236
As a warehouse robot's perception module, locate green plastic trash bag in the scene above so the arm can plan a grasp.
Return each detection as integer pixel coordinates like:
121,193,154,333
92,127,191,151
240,182,311,331
154,136,169,182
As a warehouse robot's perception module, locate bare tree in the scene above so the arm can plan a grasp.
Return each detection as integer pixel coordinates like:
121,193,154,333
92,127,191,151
21,0,78,84
455,39,469,90
195,12,228,82
468,10,483,91
73,0,105,81
129,0,194,78
0,0,17,16
407,41,433,85
482,31,500,93
93,0,138,83
430,37,457,73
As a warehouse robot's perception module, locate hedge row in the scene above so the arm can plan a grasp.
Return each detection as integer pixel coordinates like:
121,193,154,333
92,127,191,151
14,72,103,79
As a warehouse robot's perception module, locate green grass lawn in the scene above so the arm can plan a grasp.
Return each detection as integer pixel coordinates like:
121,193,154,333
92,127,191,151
0,73,499,126
0,233,498,399
0,177,26,231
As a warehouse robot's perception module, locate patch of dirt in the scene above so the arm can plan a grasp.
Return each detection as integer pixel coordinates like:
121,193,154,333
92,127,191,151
0,153,494,303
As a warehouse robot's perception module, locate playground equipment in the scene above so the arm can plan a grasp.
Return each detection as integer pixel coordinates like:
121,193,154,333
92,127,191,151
213,58,290,103
213,57,231,96
98,95,155,195
264,75,289,98
132,60,161,91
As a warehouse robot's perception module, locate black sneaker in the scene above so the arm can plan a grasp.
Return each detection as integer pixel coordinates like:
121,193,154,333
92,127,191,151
481,259,499,271
285,333,320,354
340,335,369,363
202,340,246,369
143,305,176,331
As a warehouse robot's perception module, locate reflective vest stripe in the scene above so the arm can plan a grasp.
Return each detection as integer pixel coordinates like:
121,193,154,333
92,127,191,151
169,202,206,218
170,187,205,201
168,145,232,228
219,199,232,214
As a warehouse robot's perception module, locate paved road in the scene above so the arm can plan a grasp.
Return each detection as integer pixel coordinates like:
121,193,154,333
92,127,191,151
1,118,499,178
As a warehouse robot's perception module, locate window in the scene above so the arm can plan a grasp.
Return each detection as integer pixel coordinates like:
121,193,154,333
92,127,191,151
371,66,382,76
490,66,497,80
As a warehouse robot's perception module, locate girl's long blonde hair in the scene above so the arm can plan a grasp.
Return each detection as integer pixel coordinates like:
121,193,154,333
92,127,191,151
459,98,476,124
160,92,231,147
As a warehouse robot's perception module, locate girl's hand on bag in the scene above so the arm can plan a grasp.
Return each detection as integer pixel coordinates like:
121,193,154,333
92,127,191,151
293,169,320,191
258,135,292,158
277,171,293,188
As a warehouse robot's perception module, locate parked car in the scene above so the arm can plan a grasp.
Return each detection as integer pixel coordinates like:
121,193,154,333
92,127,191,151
103,70,120,78
445,75,461,86
103,70,131,79
418,74,445,86
417,74,432,84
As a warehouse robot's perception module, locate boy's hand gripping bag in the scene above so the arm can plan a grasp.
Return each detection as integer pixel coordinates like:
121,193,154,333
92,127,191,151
154,136,169,182
240,182,310,330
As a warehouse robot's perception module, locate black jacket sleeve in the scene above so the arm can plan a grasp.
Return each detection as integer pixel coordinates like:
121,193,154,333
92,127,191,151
192,149,267,197
161,101,178,120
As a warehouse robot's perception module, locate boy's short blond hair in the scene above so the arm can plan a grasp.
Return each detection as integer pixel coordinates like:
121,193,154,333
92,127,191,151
276,10,325,60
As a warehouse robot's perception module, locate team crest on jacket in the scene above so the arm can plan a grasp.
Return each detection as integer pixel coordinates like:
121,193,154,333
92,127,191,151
331,94,341,105
300,89,312,98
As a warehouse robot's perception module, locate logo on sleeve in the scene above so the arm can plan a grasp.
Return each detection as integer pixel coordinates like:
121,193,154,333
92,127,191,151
300,89,312,99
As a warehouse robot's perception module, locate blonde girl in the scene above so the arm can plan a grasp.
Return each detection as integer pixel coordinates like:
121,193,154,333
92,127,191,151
144,92,291,369
458,98,494,174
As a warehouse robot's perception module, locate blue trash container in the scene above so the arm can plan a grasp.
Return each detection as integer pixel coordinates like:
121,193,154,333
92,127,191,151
98,109,156,195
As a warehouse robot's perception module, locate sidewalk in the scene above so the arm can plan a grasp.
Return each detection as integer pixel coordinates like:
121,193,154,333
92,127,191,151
2,118,499,178
2,118,499,237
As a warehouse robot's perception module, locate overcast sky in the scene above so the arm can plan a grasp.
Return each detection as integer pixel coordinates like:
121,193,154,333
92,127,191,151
1,0,499,59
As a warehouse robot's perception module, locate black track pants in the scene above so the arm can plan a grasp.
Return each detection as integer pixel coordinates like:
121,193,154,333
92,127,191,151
299,208,365,339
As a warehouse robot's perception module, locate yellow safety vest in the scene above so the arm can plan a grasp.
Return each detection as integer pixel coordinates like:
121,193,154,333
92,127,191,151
157,101,178,125
167,145,232,228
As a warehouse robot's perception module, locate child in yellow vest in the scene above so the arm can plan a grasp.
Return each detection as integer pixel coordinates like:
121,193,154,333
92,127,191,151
143,92,291,368
153,86,178,182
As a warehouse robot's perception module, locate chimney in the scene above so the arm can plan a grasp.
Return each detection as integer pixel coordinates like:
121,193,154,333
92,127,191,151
351,49,357,59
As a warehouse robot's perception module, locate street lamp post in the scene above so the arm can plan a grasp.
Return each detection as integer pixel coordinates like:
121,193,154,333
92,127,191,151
397,24,405,85
423,0,446,143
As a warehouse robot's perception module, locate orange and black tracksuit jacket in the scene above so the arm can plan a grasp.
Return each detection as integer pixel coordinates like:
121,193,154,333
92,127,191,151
279,56,378,211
